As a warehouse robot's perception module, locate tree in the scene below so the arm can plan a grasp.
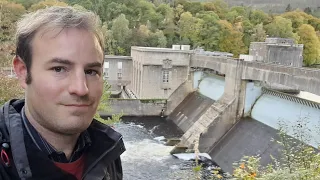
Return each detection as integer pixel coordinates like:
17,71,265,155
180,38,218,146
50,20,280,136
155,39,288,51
0,0,26,41
183,2,204,15
148,30,167,47
218,20,248,57
156,3,173,18
0,0,26,67
249,10,270,25
95,2,128,23
238,19,254,47
29,0,68,11
110,14,132,55
308,17,320,31
312,8,320,18
281,10,313,30
304,7,312,14
265,16,296,39
213,0,228,19
285,4,292,12
195,12,221,51
225,10,239,24
298,24,320,66
203,2,215,12
133,0,162,30
0,75,24,105
102,22,116,55
156,3,175,46
174,0,204,15
173,4,184,24
230,6,250,19
178,12,202,46
94,81,122,125
65,0,93,11
11,0,41,9
251,23,266,42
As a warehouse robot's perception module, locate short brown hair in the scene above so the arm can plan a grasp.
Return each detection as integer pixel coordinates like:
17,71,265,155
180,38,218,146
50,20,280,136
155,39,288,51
15,6,104,84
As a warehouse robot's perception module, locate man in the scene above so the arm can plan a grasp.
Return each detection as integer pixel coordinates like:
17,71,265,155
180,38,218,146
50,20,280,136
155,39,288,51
0,6,125,180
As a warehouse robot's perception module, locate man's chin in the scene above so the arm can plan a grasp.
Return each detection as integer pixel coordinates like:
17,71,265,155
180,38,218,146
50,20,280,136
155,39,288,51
54,124,91,135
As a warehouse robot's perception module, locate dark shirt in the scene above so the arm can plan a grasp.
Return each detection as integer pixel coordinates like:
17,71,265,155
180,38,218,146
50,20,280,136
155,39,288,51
20,106,92,163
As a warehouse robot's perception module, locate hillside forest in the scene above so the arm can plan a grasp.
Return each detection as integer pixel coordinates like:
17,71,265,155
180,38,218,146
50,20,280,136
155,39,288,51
1,0,320,67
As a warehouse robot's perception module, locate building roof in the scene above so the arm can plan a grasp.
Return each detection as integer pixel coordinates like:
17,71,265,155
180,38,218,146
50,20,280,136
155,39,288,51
105,55,132,60
131,46,193,54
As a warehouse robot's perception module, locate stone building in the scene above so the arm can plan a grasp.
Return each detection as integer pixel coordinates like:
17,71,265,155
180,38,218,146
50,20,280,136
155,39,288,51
104,55,132,96
130,46,192,99
249,38,303,67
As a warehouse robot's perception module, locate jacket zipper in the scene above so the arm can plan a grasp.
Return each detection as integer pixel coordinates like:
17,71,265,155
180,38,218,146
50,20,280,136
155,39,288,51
81,136,123,180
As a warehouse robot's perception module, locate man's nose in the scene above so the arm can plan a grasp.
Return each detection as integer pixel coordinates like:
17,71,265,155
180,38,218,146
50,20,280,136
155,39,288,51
68,72,89,96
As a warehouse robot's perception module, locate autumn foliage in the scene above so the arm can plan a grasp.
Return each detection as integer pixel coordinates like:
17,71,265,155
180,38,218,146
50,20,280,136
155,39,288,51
0,74,24,105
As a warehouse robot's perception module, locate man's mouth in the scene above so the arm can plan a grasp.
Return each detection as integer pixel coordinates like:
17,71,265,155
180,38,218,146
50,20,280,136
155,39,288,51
64,104,91,107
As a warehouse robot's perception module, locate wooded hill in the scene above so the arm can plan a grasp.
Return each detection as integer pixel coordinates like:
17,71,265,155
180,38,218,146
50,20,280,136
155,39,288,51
194,0,320,14
1,0,320,67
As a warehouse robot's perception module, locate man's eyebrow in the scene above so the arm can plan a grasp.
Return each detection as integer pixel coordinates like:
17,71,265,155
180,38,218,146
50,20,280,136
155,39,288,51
48,58,74,65
47,58,102,68
86,62,102,68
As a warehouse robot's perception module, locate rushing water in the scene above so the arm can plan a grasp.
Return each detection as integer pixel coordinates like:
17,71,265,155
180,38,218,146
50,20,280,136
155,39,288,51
114,116,200,180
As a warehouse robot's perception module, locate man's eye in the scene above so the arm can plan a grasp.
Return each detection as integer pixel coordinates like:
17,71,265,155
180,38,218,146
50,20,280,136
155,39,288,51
85,70,98,76
52,67,66,73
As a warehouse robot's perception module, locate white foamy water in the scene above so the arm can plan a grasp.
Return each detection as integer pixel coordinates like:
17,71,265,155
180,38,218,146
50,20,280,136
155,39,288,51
121,139,173,162
115,121,197,180
172,153,212,161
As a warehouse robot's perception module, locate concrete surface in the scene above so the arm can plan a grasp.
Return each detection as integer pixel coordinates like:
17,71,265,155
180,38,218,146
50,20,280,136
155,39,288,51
100,99,166,116
165,80,194,116
166,91,215,132
209,118,283,173
191,54,320,96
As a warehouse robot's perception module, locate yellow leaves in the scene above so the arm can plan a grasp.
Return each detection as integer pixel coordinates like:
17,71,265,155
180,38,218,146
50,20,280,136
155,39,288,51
212,170,220,174
217,20,248,57
282,10,314,28
211,169,224,179
0,1,25,41
203,2,215,12
29,0,68,11
1,1,25,12
240,163,245,169
250,172,257,178
0,74,24,105
298,24,320,65
233,156,260,180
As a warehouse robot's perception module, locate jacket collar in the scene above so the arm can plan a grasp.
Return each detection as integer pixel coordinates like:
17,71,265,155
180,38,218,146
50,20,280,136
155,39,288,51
82,120,125,179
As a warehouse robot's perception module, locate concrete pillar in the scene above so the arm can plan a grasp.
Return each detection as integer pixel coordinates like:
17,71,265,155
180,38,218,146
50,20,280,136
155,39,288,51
222,59,246,121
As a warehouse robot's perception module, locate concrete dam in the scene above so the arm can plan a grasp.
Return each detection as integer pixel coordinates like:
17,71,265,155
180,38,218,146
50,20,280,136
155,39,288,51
101,44,320,176
105,72,320,173
166,73,320,172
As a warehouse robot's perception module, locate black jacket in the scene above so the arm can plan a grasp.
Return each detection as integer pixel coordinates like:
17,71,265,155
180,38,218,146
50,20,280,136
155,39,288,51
0,99,125,180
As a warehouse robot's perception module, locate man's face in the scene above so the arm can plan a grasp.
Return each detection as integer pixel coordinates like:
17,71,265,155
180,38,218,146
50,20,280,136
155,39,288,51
24,28,103,135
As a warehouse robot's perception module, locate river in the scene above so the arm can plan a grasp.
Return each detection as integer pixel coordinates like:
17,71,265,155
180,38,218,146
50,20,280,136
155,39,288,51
114,116,204,180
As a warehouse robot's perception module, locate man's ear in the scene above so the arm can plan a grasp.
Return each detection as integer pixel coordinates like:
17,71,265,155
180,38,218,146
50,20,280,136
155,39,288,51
13,56,27,89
